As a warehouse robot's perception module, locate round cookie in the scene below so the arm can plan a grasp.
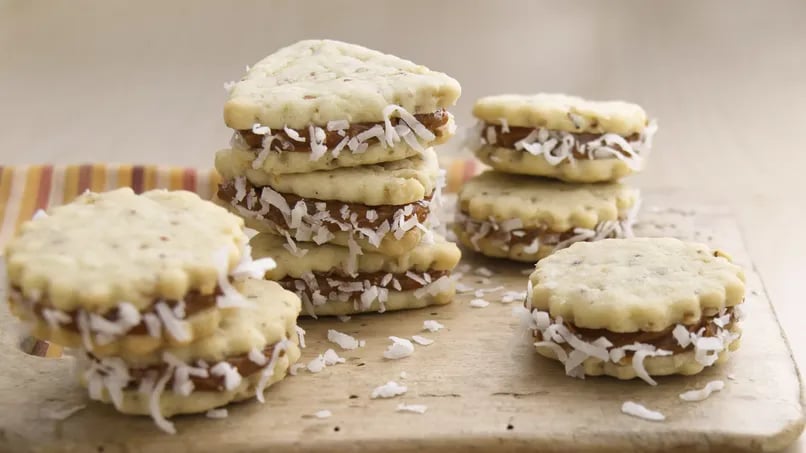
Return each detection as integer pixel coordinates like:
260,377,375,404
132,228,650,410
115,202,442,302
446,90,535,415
216,147,444,257
454,171,639,262
4,188,274,357
471,93,657,183
250,232,460,317
519,237,746,384
77,278,302,433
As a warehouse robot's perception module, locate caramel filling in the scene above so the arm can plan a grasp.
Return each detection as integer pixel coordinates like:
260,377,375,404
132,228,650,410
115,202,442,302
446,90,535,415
218,179,430,232
534,308,737,355
238,109,450,152
90,343,284,392
12,287,219,335
482,123,641,154
278,270,449,299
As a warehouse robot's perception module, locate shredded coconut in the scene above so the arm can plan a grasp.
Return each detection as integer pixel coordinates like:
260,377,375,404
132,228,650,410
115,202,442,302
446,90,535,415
41,404,86,420
399,371,408,379
470,298,490,308
327,329,361,350
411,335,433,346
621,401,665,422
307,355,326,373
371,381,408,399
474,267,494,277
323,348,346,365
314,410,332,419
338,315,352,323
206,408,229,419
396,403,427,414
422,320,444,332
679,380,725,402
383,336,415,360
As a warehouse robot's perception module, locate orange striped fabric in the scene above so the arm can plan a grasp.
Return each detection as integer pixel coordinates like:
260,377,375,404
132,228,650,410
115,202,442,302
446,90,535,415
0,161,480,356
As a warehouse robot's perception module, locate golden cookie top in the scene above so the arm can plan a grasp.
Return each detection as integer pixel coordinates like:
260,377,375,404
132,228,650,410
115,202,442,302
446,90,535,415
224,39,461,130
457,171,638,232
528,237,746,332
5,188,247,311
251,233,461,278
473,93,648,135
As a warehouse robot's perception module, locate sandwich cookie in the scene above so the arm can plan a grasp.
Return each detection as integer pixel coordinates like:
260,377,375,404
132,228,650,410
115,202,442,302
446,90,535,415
78,278,302,434
225,39,460,174
250,233,461,317
455,171,639,262
5,188,276,358
216,147,444,257
517,238,745,384
472,93,657,183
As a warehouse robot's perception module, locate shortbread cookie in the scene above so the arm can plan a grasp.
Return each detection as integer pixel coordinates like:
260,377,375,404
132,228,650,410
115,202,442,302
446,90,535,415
517,237,745,384
471,93,657,182
455,171,638,262
5,188,276,357
225,39,460,173
78,279,302,433
216,148,444,256
250,233,460,316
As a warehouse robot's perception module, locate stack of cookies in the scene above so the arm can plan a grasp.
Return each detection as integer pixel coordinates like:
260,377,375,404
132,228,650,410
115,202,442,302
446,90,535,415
5,188,302,433
215,40,463,317
457,93,657,261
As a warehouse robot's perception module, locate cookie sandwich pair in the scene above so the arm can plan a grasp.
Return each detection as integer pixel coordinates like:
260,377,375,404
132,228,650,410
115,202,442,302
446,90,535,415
5,189,302,433
458,94,657,262
215,40,463,316
516,238,746,383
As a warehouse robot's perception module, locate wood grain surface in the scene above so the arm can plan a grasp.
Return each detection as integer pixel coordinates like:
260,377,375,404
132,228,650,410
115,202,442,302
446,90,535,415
0,192,802,452
2,0,805,450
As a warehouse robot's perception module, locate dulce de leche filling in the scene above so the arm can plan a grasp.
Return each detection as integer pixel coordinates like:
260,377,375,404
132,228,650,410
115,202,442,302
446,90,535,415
278,269,449,300
237,109,450,152
11,286,219,336
91,342,285,392
218,178,430,232
534,308,737,355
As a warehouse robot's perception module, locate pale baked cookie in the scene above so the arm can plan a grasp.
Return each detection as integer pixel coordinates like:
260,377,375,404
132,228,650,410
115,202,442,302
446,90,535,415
454,171,638,262
225,39,460,174
250,233,460,317
5,188,276,357
516,237,746,384
216,147,445,256
471,93,657,182
77,279,302,434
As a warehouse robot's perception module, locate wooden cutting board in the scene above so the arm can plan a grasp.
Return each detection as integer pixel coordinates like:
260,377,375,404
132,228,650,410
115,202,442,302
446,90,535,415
0,191,803,452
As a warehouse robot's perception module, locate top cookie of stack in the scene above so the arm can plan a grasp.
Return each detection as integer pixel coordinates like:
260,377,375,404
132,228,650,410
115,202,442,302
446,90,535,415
223,39,460,175
472,93,657,183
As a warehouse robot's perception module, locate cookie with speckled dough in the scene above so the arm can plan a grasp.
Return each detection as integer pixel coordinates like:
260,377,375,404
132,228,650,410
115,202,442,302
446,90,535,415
518,237,745,384
250,232,460,317
224,39,460,174
215,147,445,257
471,93,657,183
4,188,276,357
77,278,302,432
454,171,639,262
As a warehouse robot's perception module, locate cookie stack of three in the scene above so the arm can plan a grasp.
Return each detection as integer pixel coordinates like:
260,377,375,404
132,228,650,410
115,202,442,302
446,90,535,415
456,94,658,261
5,189,303,433
215,40,463,317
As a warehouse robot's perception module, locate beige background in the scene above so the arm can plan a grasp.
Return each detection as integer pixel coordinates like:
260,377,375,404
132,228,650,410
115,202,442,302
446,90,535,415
1,0,804,450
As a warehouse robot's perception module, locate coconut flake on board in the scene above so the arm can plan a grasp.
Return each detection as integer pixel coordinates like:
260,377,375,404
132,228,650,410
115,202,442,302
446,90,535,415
422,320,444,332
411,335,434,346
621,401,665,422
396,403,427,414
327,329,361,350
314,410,332,419
470,298,490,308
371,381,408,399
679,380,725,402
205,408,228,419
383,337,415,359
40,404,86,420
